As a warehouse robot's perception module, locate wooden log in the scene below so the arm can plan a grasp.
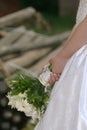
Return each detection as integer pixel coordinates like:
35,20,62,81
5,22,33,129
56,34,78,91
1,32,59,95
35,12,52,31
0,60,8,77
0,7,36,28
0,27,26,48
0,30,8,38
2,54,19,61
0,31,70,57
5,48,51,74
12,31,69,49
29,45,65,75
12,30,45,47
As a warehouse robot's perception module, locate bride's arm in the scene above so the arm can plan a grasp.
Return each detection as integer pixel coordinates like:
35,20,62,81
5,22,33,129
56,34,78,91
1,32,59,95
57,16,87,59
48,16,87,83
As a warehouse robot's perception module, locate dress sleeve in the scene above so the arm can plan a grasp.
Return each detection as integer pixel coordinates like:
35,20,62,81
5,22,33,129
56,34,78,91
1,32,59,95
76,0,87,26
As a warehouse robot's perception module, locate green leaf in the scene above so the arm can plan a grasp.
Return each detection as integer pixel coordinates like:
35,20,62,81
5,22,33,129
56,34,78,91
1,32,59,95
48,64,52,72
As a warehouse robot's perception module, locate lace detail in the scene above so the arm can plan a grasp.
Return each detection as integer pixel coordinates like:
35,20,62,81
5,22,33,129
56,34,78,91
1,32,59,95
76,0,87,25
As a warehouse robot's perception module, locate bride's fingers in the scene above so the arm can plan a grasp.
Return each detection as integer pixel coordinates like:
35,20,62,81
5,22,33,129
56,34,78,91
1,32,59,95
48,76,55,84
48,73,58,83
57,73,61,77
53,73,59,81
48,72,61,84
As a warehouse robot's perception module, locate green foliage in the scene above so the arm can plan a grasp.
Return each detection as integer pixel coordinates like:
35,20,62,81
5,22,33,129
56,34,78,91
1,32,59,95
24,14,75,35
9,73,49,113
43,14,75,32
48,64,52,72
23,124,35,130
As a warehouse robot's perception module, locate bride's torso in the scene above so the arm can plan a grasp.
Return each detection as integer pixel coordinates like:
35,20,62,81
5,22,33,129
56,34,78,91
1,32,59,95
76,0,87,25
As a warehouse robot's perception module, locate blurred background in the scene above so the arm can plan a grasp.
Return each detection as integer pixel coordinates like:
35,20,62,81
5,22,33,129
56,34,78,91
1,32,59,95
0,0,79,130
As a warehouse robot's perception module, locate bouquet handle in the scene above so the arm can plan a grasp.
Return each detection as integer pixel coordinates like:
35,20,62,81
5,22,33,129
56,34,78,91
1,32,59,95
38,64,52,87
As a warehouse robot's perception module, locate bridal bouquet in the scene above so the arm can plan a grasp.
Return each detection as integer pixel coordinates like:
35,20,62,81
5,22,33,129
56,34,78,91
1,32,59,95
7,66,52,122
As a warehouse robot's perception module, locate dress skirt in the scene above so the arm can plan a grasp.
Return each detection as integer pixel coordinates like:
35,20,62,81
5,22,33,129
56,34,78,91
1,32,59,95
34,44,87,130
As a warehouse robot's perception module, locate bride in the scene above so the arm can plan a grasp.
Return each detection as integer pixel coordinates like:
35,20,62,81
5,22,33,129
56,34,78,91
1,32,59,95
35,0,87,129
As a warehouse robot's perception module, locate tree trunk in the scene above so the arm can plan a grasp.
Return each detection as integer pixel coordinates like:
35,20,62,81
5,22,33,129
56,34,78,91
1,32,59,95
59,0,79,16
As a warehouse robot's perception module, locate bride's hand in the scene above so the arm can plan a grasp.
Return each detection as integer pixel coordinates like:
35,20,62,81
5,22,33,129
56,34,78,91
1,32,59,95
48,55,69,84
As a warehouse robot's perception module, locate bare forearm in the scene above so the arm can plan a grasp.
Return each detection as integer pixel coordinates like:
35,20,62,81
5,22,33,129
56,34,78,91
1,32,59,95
57,16,87,59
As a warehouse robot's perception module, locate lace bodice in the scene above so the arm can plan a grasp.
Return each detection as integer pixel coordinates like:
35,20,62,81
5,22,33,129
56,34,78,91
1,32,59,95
76,0,87,25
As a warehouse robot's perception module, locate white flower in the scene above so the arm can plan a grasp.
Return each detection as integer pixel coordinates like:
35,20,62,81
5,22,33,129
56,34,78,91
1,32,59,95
7,93,17,108
7,92,40,120
7,93,26,108
32,109,41,121
25,104,34,115
16,99,29,112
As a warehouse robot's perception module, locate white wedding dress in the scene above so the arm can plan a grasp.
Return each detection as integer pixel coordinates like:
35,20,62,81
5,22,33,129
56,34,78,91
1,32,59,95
34,0,87,130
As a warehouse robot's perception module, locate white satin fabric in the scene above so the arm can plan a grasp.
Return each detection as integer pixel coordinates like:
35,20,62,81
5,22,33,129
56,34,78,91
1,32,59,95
34,0,87,129
35,45,87,130
76,0,87,25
